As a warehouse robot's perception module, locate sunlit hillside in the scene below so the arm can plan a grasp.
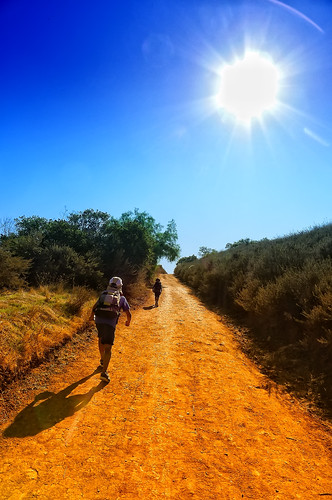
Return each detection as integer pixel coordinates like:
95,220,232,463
175,223,332,417
0,286,94,389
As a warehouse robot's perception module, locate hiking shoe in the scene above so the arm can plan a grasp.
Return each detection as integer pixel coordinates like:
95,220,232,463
100,372,110,383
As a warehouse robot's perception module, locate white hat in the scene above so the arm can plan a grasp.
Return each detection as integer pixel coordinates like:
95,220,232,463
109,276,123,290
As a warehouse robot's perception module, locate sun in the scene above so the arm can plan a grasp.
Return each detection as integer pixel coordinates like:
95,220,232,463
217,51,281,124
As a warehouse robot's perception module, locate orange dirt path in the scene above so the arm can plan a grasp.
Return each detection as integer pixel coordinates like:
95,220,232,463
0,274,331,499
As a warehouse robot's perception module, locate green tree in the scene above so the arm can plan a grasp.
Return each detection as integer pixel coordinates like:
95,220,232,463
108,209,179,266
32,245,103,287
0,208,180,288
154,220,180,262
176,255,197,265
0,217,15,237
225,238,253,249
14,215,49,236
67,209,110,236
0,248,30,289
198,246,217,257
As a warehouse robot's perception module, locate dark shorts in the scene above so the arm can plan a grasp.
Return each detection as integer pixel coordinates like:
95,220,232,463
96,323,115,345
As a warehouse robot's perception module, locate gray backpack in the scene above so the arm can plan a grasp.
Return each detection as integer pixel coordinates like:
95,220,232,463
95,290,120,319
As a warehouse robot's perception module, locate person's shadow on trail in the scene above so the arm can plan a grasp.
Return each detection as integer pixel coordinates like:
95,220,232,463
3,370,106,438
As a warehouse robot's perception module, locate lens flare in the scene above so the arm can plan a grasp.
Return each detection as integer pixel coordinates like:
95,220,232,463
268,0,324,34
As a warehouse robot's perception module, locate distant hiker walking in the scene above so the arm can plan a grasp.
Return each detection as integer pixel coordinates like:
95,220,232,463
91,276,131,383
152,278,162,307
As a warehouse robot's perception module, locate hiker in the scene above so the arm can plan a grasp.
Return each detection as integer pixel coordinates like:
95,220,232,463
90,276,131,383
152,278,162,307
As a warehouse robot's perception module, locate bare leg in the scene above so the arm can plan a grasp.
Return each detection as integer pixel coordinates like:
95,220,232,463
98,338,104,360
103,344,113,373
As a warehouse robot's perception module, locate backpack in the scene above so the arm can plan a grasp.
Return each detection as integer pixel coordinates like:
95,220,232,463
94,290,120,319
153,281,162,294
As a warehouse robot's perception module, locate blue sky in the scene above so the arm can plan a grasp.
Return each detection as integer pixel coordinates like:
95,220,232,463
1,0,331,272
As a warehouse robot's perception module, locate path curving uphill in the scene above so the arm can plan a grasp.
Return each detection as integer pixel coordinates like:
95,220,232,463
1,275,331,499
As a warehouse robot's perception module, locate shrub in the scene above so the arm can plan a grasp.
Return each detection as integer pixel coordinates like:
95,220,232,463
0,248,30,289
175,223,332,416
65,286,94,316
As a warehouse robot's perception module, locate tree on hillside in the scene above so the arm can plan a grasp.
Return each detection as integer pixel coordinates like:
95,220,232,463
0,248,30,289
176,255,197,265
0,208,180,288
14,215,49,236
0,217,15,237
225,238,253,249
115,209,180,264
155,219,180,262
67,209,110,235
99,210,180,278
198,246,217,257
31,245,103,287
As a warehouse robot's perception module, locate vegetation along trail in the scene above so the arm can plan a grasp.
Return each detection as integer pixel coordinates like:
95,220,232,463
1,275,331,499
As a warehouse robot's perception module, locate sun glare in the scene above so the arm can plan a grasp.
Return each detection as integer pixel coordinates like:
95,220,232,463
217,51,280,124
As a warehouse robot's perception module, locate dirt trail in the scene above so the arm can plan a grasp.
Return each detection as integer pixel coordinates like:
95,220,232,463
0,275,331,499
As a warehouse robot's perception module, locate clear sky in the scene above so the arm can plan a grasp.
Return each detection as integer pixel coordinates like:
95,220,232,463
1,0,331,272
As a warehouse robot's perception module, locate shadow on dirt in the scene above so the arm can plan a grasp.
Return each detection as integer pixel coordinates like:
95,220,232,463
143,305,156,310
3,370,106,438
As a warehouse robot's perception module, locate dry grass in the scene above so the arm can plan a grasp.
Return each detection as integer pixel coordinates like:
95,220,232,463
0,285,96,387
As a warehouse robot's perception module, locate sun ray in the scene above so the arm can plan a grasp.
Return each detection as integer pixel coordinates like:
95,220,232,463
304,128,330,147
